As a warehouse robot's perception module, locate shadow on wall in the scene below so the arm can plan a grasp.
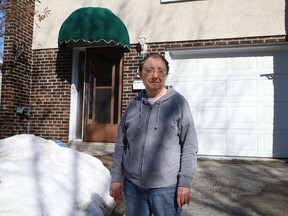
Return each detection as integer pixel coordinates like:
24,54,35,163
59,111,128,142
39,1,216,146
56,48,73,84
286,0,288,37
271,0,288,158
272,50,288,158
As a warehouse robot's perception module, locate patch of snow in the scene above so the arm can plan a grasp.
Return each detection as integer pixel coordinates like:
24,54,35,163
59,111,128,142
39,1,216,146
0,134,115,216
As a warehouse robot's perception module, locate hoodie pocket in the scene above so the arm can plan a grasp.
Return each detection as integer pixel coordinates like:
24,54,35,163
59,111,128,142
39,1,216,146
123,146,141,177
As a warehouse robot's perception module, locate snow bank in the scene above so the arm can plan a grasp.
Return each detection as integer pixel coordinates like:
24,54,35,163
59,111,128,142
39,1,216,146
0,134,115,216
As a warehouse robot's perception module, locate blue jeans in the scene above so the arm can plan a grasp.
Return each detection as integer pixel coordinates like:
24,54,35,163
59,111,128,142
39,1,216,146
124,180,181,216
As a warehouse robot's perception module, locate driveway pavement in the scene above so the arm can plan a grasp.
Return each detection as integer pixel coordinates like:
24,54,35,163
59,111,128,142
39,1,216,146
182,158,288,216
97,154,288,216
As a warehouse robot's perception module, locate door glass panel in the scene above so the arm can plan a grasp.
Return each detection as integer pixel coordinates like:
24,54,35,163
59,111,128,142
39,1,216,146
96,61,112,86
95,89,111,123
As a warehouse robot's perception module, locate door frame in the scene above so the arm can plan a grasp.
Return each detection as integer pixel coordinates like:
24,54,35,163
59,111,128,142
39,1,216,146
83,47,123,142
68,47,123,142
69,48,85,141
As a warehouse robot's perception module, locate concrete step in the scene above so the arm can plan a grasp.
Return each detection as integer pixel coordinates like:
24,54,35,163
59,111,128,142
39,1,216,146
67,141,115,156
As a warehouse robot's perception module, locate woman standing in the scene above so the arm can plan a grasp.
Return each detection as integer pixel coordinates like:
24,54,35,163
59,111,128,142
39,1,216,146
110,53,198,216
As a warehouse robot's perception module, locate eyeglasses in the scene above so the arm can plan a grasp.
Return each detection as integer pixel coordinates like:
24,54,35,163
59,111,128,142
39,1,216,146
143,67,167,76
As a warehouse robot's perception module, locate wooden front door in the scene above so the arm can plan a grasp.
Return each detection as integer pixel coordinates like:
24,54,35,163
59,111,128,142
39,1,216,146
83,47,123,142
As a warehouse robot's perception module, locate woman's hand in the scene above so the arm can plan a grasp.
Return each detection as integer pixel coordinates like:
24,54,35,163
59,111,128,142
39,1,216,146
109,182,124,202
177,186,191,208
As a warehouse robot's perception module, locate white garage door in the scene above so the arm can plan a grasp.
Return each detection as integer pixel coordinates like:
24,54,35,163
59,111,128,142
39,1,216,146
166,46,288,158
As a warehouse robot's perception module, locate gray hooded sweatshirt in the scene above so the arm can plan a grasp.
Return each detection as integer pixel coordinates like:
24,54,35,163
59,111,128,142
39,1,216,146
111,87,198,189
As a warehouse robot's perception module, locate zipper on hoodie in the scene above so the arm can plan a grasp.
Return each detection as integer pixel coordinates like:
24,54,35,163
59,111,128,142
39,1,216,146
138,102,153,188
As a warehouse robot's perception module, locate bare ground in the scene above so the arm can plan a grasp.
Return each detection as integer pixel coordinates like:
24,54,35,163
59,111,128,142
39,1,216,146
97,154,288,216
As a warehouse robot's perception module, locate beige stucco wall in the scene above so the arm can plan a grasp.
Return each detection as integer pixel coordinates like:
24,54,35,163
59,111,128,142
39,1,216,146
32,0,286,49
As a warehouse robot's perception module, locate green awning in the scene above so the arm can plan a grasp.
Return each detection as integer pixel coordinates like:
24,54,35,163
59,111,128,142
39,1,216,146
58,7,130,51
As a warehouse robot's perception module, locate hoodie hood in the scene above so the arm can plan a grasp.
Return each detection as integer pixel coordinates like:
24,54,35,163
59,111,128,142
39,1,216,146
136,86,179,129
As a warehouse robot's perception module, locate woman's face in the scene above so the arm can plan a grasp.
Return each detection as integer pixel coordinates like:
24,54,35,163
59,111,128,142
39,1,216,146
140,57,168,93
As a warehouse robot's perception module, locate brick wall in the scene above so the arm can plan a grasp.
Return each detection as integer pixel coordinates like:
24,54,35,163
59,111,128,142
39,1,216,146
0,0,35,138
30,48,72,142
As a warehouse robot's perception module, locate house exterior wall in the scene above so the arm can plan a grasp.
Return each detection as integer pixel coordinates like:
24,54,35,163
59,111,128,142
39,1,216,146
28,35,286,142
30,0,287,142
1,0,287,144
32,0,286,49
0,0,35,138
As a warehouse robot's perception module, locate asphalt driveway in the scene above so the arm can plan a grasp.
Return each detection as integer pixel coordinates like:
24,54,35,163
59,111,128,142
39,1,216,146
183,158,288,216
98,155,288,216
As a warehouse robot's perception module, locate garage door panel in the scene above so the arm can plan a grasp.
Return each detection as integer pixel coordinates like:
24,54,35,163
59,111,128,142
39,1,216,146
263,134,273,154
262,79,274,96
228,133,259,156
173,81,197,97
230,106,258,124
200,58,227,74
189,103,276,130
261,56,274,70
262,106,273,124
198,130,274,157
202,80,227,96
198,132,227,155
172,59,196,76
201,106,227,124
173,58,227,76
227,130,274,157
230,80,257,96
168,48,288,158
174,77,261,98
197,106,227,129
231,57,257,72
